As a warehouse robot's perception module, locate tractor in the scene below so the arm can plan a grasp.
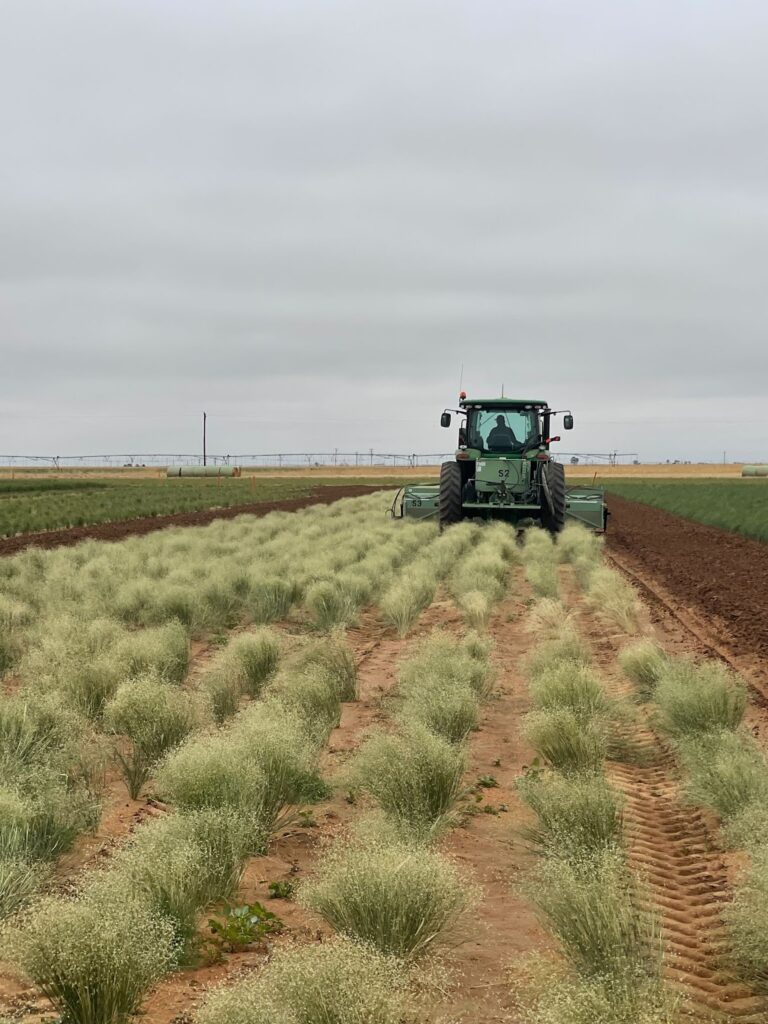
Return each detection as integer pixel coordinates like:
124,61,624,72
393,393,608,533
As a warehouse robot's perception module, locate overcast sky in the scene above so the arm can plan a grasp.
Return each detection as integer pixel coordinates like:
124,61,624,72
2,1,767,464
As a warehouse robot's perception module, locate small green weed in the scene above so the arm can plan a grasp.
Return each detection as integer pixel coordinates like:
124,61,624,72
208,901,282,951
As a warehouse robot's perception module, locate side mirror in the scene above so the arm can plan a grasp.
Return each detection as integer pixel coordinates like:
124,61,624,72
563,414,574,430
440,412,451,428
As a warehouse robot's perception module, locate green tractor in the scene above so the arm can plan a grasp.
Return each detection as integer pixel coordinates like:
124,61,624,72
394,394,608,533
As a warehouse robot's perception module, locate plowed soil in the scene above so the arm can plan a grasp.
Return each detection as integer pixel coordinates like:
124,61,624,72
606,493,768,669
0,485,390,557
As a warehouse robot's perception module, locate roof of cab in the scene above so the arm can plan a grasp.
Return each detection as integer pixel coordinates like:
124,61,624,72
459,397,548,408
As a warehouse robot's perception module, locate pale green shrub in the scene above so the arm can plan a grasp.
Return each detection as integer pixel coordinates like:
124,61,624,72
726,803,768,853
100,809,249,952
0,692,88,775
8,888,176,1024
231,703,324,813
198,571,248,630
273,668,341,740
400,681,479,744
398,630,494,701
723,848,768,987
586,568,642,635
556,523,603,567
227,629,280,697
249,576,300,623
521,528,556,561
517,772,623,859
676,731,768,821
199,667,241,724
198,938,407,1024
352,724,465,836
21,614,131,719
512,955,676,1024
294,633,358,701
0,856,50,918
523,709,607,774
654,659,747,736
0,777,100,862
104,675,197,798
525,851,658,977
528,628,591,681
458,590,491,629
155,736,272,850
305,579,358,631
527,598,571,639
529,662,610,722
379,568,436,636
117,621,190,684
618,640,669,700
525,561,560,599
298,831,470,956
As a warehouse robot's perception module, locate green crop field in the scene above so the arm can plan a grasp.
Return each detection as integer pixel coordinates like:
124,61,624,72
602,478,768,543
0,476,406,537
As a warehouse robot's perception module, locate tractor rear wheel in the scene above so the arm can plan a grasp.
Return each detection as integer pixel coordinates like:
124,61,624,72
438,461,463,529
541,461,566,534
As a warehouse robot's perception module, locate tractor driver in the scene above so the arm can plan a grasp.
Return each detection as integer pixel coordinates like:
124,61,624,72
486,415,518,450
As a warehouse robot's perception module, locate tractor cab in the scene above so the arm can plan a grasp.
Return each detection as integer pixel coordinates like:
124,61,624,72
441,396,573,459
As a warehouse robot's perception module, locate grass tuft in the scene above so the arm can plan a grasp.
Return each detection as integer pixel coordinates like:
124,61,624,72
654,659,747,737
198,937,407,1024
529,662,610,722
104,674,197,799
586,568,642,635
7,888,176,1024
618,641,669,700
524,851,658,977
352,723,465,837
517,772,623,860
297,829,470,957
523,709,607,774
723,848,768,988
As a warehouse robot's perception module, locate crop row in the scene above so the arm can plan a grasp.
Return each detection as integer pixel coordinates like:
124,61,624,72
0,476,403,538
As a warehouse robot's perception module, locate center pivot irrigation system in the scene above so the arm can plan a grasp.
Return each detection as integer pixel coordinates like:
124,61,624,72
393,392,609,532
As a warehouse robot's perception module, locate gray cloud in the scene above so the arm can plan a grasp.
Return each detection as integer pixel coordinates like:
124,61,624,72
1,0,767,461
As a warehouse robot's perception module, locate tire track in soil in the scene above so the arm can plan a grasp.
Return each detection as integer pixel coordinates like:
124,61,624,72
561,568,768,1023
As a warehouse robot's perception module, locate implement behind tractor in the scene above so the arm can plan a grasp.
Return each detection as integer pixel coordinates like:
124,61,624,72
393,393,608,533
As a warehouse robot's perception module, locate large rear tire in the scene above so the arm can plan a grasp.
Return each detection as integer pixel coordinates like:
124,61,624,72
541,461,566,534
438,461,463,529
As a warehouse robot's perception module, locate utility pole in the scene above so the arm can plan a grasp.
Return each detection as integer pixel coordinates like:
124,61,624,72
202,412,207,466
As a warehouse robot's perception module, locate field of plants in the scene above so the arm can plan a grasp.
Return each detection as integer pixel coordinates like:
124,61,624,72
0,490,767,1024
602,478,768,542
0,476,404,538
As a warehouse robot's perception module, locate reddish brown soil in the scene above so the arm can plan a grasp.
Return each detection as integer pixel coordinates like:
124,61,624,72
0,485,390,557
606,493,768,675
